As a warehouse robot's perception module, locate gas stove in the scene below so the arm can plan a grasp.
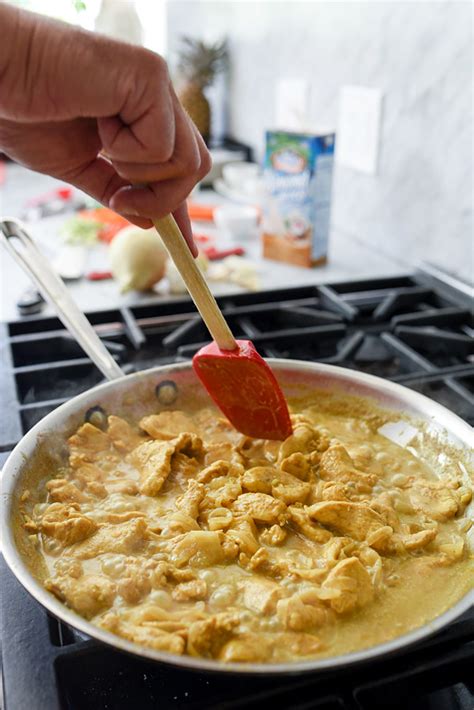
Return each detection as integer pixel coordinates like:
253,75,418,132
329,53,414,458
1,268,473,709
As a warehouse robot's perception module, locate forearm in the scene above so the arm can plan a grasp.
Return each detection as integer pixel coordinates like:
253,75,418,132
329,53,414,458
0,2,172,128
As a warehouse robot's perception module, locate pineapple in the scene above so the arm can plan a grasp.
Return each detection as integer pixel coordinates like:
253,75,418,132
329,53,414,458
177,37,227,143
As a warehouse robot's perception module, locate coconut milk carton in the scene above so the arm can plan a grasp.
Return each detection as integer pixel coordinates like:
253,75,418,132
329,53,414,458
262,130,335,267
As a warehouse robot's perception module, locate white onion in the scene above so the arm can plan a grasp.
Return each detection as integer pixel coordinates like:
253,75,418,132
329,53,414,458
109,226,168,293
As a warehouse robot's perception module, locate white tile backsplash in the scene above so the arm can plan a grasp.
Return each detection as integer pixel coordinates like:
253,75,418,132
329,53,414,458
167,0,473,283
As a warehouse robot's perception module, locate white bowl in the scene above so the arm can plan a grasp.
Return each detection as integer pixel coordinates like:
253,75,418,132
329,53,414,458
213,205,259,242
222,162,260,191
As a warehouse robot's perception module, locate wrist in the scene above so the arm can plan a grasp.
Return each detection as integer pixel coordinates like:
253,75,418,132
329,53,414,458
0,4,80,122
0,3,36,119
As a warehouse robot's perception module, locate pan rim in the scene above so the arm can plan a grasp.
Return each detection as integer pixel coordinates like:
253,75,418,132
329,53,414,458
2,358,473,674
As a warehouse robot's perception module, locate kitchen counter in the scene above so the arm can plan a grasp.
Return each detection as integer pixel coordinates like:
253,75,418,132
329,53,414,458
0,164,406,322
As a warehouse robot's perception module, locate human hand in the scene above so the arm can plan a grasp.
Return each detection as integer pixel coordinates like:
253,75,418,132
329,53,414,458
0,4,211,254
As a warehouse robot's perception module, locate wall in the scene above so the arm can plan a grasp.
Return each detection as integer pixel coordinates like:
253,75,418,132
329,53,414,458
167,0,473,282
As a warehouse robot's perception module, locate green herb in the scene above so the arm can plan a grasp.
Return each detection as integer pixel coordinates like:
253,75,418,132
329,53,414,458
73,0,87,12
61,216,103,245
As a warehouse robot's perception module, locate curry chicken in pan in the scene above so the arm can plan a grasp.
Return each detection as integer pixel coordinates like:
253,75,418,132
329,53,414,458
19,396,473,664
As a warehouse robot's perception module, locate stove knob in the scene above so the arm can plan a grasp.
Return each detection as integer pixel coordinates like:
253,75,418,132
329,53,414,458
17,287,45,316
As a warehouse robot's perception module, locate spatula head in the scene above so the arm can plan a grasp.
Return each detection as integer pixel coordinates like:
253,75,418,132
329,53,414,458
193,339,293,440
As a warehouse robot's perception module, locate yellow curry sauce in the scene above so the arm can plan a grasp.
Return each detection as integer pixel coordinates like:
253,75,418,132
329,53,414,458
20,400,473,664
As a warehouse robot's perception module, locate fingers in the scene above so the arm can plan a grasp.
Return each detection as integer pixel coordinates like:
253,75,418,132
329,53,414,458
108,167,204,220
109,95,206,183
108,98,211,254
96,53,176,165
66,153,152,229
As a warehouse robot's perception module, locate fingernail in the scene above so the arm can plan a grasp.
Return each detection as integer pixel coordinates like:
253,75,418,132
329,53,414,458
110,195,139,217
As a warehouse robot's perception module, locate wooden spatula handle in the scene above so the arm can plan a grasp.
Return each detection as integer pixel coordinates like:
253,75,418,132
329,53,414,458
154,215,237,351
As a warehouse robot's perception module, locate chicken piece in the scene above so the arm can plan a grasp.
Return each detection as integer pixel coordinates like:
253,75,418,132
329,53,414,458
207,506,234,531
69,462,108,498
318,444,377,488
131,439,176,497
85,481,108,498
172,432,204,457
40,503,98,546
435,533,466,563
151,561,196,588
272,471,311,505
172,579,208,602
241,466,277,494
175,480,205,519
204,442,242,466
219,633,273,663
233,493,287,525
46,479,89,504
200,476,243,512
278,424,329,462
401,527,437,551
197,460,232,483
237,436,271,463
45,574,115,619
68,423,111,468
96,510,147,525
74,462,106,486
287,565,328,584
321,557,373,614
225,519,260,557
169,530,227,568
276,595,327,631
107,415,143,453
100,613,185,654
259,524,287,546
131,433,204,497
322,537,354,562
139,411,196,440
117,570,151,604
171,452,200,478
69,518,148,559
408,480,462,521
222,539,240,561
187,613,239,658
365,525,399,554
288,505,332,543
319,481,350,502
245,548,285,578
151,511,200,538
280,452,311,481
242,577,283,614
370,501,400,531
308,501,387,543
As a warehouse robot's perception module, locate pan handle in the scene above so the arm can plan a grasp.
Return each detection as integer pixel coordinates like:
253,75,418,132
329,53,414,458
0,218,124,381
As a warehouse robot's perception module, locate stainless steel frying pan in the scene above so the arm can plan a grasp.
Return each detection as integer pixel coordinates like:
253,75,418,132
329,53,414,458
1,218,472,674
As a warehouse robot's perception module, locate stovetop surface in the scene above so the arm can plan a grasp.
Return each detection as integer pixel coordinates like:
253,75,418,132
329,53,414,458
1,271,473,709
1,272,473,459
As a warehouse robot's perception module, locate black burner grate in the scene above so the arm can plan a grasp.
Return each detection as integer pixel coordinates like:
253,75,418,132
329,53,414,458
1,274,473,455
1,270,473,709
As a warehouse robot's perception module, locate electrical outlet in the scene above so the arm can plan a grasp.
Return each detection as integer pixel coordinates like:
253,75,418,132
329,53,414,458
336,86,384,175
274,78,311,131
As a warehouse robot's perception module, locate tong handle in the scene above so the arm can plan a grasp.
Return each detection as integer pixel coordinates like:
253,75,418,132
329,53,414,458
0,219,123,381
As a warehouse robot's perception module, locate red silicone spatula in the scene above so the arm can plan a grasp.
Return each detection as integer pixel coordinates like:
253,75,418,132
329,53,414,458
154,215,292,440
